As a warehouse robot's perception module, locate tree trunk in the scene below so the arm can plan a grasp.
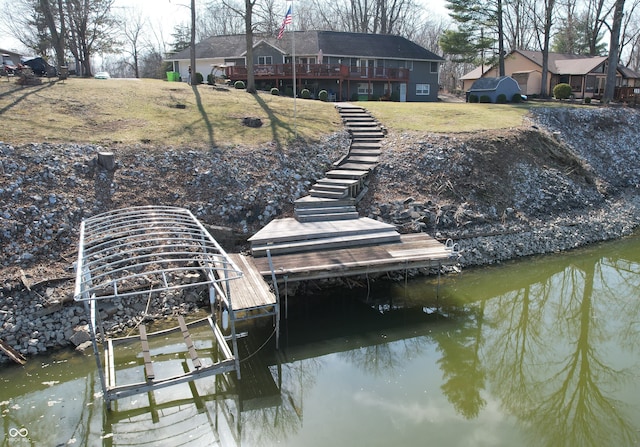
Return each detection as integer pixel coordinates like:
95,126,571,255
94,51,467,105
39,0,66,68
497,0,505,76
190,0,196,85
540,0,555,97
602,0,625,103
245,0,256,93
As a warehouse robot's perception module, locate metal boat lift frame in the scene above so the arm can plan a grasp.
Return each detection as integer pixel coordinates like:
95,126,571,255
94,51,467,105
73,206,245,409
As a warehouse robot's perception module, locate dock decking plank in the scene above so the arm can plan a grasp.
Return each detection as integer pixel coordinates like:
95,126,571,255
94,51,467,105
251,233,456,281
227,253,276,312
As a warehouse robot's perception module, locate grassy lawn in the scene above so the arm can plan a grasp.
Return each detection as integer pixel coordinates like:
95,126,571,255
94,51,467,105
0,78,342,149
363,101,548,133
0,77,575,148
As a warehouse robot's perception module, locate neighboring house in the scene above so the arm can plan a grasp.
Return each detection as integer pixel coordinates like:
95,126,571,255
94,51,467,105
165,31,444,102
461,49,640,100
467,76,521,102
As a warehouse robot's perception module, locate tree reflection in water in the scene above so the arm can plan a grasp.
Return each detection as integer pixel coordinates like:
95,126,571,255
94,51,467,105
474,247,640,447
434,302,487,419
270,239,639,446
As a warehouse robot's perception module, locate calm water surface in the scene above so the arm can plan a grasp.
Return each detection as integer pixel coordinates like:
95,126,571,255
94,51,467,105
1,232,639,446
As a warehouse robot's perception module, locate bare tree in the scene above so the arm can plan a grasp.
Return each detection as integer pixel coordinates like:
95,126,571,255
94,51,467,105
584,0,611,55
118,7,148,78
219,0,257,92
200,0,244,36
243,0,256,92
2,0,67,67
530,0,556,96
627,32,640,71
552,0,579,53
540,0,555,97
503,0,537,50
617,0,640,63
409,17,450,53
65,0,118,76
602,0,625,103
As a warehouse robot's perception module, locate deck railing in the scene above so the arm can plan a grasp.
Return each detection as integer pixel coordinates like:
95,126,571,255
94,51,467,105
226,64,410,82
615,86,639,103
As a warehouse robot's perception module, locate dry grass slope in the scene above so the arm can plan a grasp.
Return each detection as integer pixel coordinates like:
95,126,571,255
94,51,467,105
0,78,342,149
0,77,564,149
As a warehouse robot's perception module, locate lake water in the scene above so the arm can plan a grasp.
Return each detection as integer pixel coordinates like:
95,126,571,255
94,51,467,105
1,232,639,446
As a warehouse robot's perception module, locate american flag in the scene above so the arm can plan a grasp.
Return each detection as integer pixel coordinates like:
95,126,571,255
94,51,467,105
277,5,292,39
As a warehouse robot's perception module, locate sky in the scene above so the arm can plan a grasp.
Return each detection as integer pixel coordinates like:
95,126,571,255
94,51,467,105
1,0,450,55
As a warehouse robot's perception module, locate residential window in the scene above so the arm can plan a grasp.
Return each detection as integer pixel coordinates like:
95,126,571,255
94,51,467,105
416,83,430,95
358,83,372,94
430,62,438,73
258,56,272,65
570,76,582,92
402,60,414,71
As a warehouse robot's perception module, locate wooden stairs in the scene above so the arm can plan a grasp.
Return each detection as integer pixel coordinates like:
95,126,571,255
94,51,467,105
248,103,459,278
249,103,398,258
293,103,383,223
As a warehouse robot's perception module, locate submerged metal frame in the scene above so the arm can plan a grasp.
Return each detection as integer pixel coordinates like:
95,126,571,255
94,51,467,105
73,206,245,409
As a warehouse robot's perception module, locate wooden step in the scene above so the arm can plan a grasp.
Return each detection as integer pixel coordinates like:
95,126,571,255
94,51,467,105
342,155,379,163
344,118,378,124
296,212,360,222
348,126,382,133
294,195,356,208
342,116,377,122
344,121,382,132
316,177,361,187
309,188,349,199
248,217,397,245
340,113,371,119
350,141,382,149
326,169,370,180
311,183,350,193
339,107,367,111
350,131,384,139
335,162,378,171
251,230,401,256
349,149,381,156
295,205,357,215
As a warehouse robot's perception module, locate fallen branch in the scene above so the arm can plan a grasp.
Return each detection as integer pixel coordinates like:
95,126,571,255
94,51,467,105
0,339,27,365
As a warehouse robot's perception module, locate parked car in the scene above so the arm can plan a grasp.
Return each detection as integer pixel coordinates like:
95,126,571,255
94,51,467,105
2,53,22,75
94,71,110,80
22,57,57,77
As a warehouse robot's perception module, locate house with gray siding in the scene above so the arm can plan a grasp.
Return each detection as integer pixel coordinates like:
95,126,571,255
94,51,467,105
165,31,444,102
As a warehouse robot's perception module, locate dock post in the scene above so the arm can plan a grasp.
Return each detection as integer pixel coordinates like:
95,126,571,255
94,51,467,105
266,250,281,349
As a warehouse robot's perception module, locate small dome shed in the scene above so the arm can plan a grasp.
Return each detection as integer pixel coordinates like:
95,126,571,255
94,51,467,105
467,76,521,103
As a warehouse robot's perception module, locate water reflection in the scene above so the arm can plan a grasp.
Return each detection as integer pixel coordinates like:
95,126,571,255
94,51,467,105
445,239,640,446
1,236,639,446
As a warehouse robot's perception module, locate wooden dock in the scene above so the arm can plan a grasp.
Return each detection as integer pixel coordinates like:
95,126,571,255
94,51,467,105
227,253,278,319
251,231,457,282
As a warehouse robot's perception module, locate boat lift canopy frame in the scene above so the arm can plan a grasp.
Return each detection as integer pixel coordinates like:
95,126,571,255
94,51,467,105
73,205,243,302
73,206,245,409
